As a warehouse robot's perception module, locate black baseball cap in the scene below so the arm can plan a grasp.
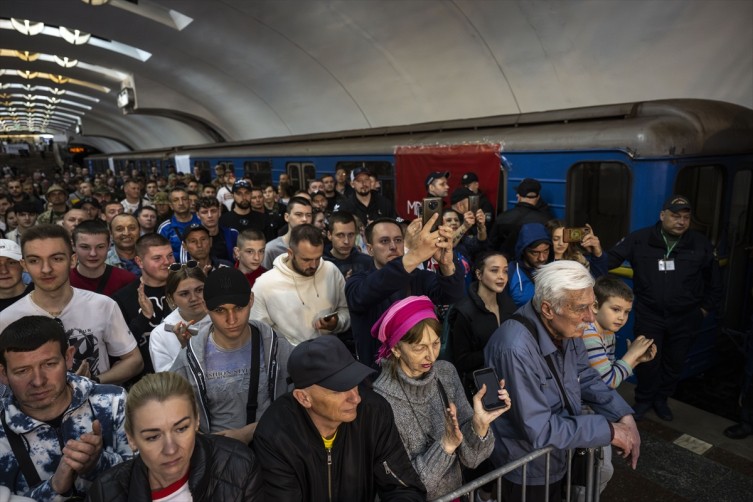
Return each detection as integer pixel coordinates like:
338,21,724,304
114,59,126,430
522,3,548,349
232,180,252,193
288,336,375,391
516,178,541,197
350,166,372,181
73,197,101,210
424,171,450,187
181,223,209,242
450,187,474,205
203,267,250,311
662,195,692,212
461,172,479,185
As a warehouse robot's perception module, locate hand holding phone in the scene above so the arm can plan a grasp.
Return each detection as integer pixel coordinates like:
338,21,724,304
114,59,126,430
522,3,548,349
473,368,508,411
422,197,442,232
562,226,590,243
468,194,480,214
165,323,199,336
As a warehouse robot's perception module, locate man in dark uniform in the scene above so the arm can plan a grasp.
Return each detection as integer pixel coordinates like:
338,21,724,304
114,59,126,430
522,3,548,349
489,178,553,255
608,195,722,421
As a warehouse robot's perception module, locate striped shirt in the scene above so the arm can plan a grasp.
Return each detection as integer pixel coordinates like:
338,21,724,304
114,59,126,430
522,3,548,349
582,323,633,389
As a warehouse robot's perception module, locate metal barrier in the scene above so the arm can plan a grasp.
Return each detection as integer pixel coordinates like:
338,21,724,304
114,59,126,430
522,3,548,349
431,446,602,502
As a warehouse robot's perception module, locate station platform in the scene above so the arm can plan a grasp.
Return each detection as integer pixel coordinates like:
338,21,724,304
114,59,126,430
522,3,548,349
602,384,753,501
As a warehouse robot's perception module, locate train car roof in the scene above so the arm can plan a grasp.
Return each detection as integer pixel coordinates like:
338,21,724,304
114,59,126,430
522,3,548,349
89,99,753,160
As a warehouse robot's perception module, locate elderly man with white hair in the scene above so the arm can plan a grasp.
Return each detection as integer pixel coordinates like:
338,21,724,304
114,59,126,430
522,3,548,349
485,260,639,502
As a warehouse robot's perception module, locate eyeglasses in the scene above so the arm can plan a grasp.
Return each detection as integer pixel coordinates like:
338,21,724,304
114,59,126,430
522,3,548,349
169,260,198,272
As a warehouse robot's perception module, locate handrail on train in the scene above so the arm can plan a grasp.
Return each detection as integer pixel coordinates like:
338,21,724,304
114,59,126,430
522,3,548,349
431,446,602,502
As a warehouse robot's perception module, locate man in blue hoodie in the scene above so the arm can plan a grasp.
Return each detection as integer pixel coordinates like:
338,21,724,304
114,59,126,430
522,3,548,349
509,223,553,307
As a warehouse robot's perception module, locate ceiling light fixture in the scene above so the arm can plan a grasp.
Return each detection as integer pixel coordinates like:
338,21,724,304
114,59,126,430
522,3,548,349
15,50,40,62
53,56,78,68
9,18,45,36
59,26,91,45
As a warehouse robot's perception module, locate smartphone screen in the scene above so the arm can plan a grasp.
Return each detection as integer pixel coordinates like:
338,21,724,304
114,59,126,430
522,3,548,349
468,194,480,214
473,368,505,410
422,197,442,232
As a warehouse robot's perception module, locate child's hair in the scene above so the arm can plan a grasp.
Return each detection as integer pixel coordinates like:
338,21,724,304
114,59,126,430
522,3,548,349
594,275,634,306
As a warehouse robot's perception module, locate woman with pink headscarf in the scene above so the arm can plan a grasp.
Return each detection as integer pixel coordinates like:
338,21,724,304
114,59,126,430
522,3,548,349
372,296,511,500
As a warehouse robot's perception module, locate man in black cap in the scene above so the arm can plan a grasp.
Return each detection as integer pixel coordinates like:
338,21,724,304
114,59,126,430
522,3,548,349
74,197,102,221
219,179,267,235
608,195,722,421
489,177,552,255
252,336,426,501
170,267,293,444
334,166,395,226
425,171,450,199
461,171,495,225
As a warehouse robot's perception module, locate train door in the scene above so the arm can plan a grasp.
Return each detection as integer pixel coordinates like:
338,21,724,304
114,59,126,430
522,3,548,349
286,161,316,192
566,161,632,250
722,167,753,331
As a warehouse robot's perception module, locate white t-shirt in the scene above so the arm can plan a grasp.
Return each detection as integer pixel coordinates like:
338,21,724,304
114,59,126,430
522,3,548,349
150,310,211,372
0,288,137,376
120,198,152,214
152,477,192,501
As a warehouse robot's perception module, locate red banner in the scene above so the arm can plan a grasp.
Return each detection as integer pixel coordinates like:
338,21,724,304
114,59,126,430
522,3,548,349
394,143,501,220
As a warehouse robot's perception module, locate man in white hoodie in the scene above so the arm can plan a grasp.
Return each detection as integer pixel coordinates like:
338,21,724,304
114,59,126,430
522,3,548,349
251,224,350,346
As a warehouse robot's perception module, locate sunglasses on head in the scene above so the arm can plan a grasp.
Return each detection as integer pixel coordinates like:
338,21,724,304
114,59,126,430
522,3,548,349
168,260,198,272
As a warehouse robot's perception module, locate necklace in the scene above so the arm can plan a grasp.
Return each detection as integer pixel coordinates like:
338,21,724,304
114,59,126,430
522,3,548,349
30,287,73,318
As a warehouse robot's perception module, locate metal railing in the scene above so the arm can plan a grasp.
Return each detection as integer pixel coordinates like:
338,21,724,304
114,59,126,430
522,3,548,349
431,447,602,502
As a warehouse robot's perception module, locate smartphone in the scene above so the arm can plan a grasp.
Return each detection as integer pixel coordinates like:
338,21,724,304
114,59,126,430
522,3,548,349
422,197,442,232
468,194,480,214
562,226,590,243
473,368,506,411
321,312,338,322
165,323,199,336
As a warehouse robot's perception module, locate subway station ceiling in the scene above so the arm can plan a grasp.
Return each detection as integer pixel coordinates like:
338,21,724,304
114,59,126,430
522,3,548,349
2,0,752,153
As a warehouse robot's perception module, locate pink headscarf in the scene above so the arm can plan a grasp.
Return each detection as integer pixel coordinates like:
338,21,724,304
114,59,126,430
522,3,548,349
370,296,438,364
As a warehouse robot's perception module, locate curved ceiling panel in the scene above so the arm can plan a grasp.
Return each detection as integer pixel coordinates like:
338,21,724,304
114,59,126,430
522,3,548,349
2,0,752,153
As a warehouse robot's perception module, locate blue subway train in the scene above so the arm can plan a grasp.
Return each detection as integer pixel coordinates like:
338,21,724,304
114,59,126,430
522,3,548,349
86,99,753,375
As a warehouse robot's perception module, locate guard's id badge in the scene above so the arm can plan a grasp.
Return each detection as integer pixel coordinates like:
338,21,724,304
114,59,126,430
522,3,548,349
658,259,675,271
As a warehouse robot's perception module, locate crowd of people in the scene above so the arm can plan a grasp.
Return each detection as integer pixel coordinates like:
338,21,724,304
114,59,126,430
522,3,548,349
0,162,732,501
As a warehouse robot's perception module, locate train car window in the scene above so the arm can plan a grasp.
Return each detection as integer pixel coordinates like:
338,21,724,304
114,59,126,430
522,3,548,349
674,165,724,243
566,161,631,250
303,163,317,190
335,161,394,199
243,161,272,186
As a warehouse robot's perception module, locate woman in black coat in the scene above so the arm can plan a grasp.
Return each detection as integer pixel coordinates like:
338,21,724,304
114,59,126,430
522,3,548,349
451,251,517,398
86,372,263,502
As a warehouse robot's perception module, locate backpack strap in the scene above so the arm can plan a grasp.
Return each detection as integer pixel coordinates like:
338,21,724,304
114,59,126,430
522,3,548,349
509,313,577,416
186,343,211,428
94,265,114,294
246,324,261,424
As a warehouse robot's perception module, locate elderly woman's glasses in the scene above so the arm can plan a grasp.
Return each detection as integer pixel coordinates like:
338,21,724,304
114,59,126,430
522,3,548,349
168,260,198,272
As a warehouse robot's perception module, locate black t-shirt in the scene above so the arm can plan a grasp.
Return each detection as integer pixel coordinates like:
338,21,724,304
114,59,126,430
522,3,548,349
219,210,265,234
0,283,33,313
113,279,171,375
210,230,231,261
